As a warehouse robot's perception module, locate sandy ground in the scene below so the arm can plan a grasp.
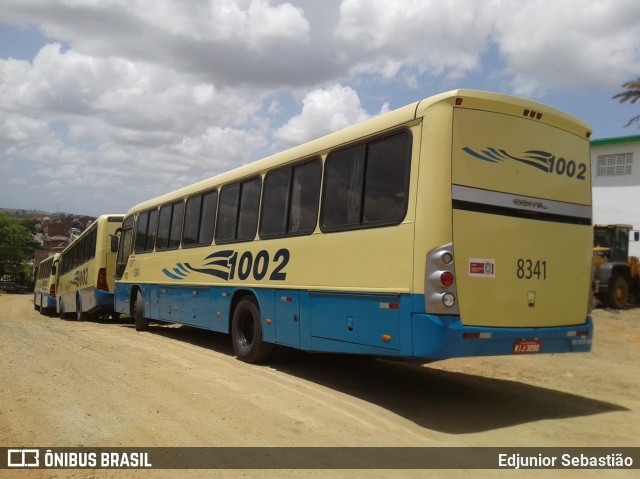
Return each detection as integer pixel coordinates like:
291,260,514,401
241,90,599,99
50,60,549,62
0,293,638,478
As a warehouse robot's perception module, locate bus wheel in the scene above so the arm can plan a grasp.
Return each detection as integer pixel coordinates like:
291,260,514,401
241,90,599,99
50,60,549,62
58,299,67,319
231,296,274,363
76,296,88,321
607,275,629,310
134,291,148,331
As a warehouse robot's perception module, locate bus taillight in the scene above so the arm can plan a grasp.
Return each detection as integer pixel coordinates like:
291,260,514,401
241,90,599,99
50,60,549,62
97,268,109,292
441,271,454,287
425,243,459,315
49,284,56,297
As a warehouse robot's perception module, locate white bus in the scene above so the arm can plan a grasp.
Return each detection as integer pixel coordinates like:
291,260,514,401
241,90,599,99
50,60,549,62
114,90,593,363
57,215,124,320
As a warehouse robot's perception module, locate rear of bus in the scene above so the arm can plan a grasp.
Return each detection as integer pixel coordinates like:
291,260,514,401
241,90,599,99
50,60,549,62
33,253,59,313
414,91,593,359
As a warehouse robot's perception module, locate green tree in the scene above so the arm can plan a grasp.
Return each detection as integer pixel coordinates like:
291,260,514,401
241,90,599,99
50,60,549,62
613,78,640,127
0,213,37,280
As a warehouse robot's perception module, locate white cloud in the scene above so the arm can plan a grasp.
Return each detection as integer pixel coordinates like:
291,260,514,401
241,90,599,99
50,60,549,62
494,0,640,96
274,84,372,147
335,0,498,81
1,0,640,215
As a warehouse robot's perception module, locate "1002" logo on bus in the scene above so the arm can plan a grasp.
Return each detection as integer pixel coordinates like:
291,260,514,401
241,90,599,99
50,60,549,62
162,248,290,282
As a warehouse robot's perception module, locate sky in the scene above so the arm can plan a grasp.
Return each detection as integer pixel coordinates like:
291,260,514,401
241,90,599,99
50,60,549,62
1,0,639,217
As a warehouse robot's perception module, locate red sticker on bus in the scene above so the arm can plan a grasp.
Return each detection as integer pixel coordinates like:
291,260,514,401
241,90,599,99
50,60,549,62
468,259,495,278
512,339,541,354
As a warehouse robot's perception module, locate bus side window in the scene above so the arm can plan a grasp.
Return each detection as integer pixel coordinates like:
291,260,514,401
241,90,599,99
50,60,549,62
135,211,149,253
321,131,411,232
145,209,158,252
156,204,173,250
216,183,240,243
168,201,185,249
363,133,411,225
237,177,261,241
260,158,321,238
289,159,321,234
199,190,217,245
183,195,202,247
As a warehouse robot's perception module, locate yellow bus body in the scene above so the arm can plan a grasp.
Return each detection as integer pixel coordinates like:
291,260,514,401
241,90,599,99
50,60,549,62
114,90,593,361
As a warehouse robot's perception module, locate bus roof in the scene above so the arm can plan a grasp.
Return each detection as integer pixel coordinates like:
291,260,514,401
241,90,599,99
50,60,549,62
126,89,592,216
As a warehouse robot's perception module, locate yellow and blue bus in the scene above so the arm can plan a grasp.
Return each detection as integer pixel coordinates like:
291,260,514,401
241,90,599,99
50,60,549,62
114,90,593,363
33,253,60,314
58,215,124,320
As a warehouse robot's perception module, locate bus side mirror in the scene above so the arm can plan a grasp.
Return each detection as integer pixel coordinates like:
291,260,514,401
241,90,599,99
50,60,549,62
633,231,640,242
110,233,120,253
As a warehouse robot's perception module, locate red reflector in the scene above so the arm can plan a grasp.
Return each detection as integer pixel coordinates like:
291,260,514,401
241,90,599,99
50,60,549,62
576,330,589,337
463,332,480,339
380,303,400,310
441,271,454,287
97,268,108,292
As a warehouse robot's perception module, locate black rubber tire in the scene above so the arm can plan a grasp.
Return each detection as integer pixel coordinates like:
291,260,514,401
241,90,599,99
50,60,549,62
607,275,629,310
76,296,88,321
58,298,67,319
134,290,148,331
231,296,274,363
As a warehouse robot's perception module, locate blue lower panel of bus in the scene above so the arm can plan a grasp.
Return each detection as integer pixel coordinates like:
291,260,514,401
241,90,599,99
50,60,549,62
410,314,593,359
115,285,592,359
46,294,56,310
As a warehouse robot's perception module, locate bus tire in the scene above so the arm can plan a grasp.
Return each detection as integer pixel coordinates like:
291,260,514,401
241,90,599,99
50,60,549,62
231,296,274,363
607,275,629,310
134,290,148,331
58,298,68,319
76,296,88,321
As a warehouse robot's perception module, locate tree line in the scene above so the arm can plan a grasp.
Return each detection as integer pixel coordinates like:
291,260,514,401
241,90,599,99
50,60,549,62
0,212,38,285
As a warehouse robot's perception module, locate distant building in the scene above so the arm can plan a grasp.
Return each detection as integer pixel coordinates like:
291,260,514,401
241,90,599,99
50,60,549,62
42,216,74,238
590,135,640,257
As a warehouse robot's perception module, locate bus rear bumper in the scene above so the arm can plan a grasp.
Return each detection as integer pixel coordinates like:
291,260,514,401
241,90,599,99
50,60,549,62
411,314,593,359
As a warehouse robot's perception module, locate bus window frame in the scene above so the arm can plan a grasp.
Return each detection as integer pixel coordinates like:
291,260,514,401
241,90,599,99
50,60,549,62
320,129,412,233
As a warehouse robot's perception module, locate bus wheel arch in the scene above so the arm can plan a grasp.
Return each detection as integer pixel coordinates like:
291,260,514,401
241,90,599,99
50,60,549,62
230,292,274,363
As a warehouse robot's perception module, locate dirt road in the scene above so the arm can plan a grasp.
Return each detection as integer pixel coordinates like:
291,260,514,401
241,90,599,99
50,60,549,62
1,293,638,478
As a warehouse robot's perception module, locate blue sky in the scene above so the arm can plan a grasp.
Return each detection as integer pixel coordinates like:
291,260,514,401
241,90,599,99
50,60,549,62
1,0,639,217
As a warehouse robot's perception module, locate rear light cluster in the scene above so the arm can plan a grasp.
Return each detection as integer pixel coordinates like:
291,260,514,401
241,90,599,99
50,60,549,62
97,268,109,292
49,284,56,297
425,244,459,315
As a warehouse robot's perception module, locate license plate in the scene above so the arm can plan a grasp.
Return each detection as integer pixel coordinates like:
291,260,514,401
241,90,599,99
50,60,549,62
512,339,541,354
